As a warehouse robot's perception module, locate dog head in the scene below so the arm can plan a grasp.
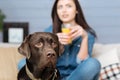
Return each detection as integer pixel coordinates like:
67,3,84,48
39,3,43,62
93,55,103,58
18,32,64,70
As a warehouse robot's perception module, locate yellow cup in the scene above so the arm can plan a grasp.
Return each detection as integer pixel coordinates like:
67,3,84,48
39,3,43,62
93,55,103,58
62,27,72,44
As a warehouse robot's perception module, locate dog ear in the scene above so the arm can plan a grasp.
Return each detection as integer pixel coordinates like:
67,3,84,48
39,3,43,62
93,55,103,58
18,34,31,59
59,42,64,56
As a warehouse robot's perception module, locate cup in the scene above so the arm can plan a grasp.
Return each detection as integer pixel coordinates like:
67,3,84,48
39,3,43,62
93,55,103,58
61,24,72,44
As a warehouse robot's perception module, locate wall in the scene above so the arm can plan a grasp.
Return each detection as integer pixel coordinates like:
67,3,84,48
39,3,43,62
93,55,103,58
0,0,120,43
81,0,120,43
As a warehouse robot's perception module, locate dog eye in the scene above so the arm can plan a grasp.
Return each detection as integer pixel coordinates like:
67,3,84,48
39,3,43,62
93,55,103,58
52,42,57,48
35,42,43,48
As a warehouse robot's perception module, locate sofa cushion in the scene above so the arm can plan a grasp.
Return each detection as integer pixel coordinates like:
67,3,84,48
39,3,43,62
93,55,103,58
93,44,120,55
117,47,120,59
100,63,120,80
93,44,119,67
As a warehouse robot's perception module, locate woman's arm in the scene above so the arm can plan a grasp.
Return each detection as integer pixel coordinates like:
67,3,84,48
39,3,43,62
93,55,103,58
77,32,95,63
70,25,95,61
77,35,88,60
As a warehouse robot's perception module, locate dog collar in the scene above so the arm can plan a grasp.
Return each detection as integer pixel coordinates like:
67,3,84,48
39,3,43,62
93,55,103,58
52,69,57,80
25,65,57,80
26,65,42,80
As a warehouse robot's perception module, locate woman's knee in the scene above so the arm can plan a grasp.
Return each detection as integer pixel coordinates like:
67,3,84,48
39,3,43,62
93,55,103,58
85,57,101,73
70,58,101,80
77,57,101,75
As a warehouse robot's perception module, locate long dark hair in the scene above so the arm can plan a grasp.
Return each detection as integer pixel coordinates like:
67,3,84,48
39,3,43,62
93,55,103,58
51,0,96,37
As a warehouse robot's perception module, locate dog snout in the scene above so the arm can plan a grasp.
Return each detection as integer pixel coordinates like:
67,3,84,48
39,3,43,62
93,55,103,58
47,51,56,58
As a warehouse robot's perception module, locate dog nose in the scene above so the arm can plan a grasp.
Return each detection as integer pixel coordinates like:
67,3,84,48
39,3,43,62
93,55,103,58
47,52,55,57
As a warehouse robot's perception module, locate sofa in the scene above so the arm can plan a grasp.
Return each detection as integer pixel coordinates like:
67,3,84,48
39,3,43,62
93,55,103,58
0,43,120,80
92,43,120,80
0,43,24,80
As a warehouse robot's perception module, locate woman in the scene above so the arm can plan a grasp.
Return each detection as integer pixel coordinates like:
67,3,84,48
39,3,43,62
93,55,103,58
47,0,101,80
18,0,101,80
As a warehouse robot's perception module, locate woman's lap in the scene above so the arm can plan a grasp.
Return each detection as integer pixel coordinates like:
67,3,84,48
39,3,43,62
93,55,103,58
65,57,101,80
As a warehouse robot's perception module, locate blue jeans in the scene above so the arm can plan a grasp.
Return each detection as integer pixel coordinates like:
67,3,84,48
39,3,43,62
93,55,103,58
18,58,101,80
61,58,101,80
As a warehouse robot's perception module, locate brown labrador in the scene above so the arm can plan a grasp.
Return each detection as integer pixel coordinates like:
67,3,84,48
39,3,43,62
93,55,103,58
17,32,64,80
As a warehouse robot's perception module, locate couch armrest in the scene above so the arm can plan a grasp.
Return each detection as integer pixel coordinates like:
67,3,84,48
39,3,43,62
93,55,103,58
0,46,24,80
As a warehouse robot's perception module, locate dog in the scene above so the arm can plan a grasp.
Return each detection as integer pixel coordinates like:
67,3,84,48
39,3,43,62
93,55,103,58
17,32,64,80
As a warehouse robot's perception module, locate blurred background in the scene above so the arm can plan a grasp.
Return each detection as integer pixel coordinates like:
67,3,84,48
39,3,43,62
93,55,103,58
0,0,120,43
0,1,120,80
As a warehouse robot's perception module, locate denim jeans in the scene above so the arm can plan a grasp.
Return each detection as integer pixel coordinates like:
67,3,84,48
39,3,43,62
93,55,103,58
18,58,26,70
18,57,101,80
61,58,101,80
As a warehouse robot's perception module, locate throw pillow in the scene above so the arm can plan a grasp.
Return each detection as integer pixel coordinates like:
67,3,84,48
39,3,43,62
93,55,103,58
100,63,120,80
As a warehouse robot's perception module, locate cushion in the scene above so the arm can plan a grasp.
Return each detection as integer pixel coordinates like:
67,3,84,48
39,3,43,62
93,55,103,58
118,47,120,59
100,63,120,80
93,48,120,67
93,43,120,57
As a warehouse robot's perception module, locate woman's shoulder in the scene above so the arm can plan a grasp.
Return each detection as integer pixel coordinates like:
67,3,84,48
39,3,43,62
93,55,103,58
88,31,95,39
87,31,95,44
44,25,53,32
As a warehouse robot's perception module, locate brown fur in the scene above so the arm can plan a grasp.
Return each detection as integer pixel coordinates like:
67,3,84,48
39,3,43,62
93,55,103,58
17,32,64,80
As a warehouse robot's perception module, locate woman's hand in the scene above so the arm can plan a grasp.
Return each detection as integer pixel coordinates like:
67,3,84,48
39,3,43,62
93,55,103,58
56,25,88,45
70,25,88,40
56,33,71,45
